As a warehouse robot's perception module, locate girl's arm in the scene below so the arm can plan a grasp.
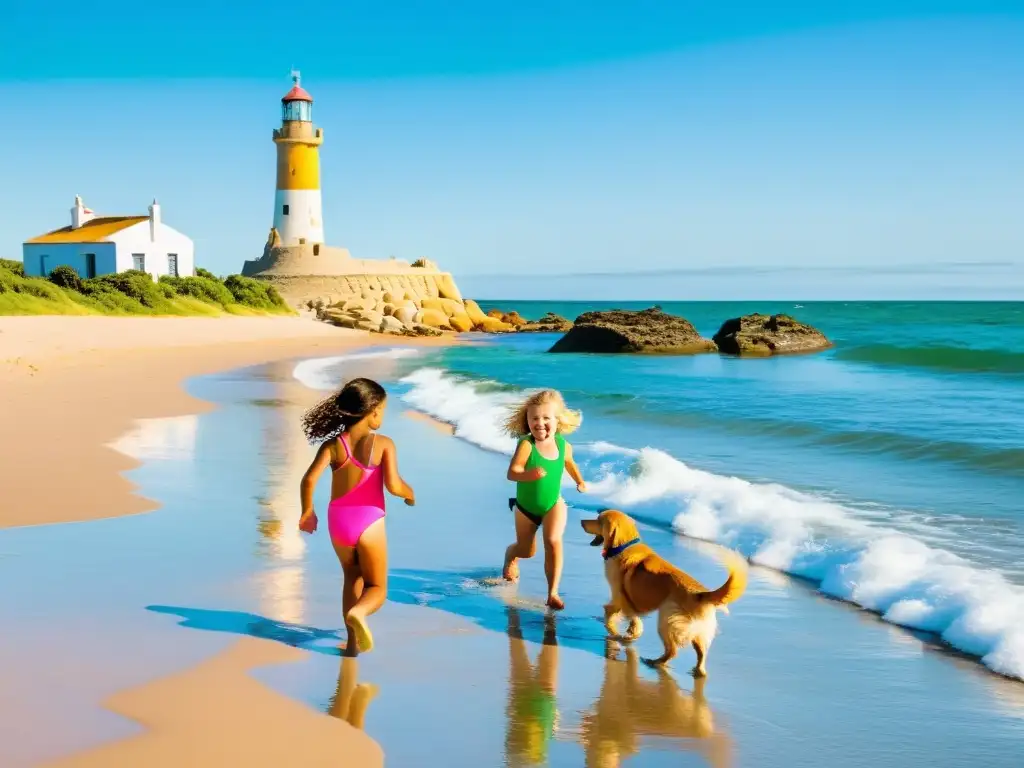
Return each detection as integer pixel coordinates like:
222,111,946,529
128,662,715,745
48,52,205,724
564,442,587,491
381,436,416,505
298,441,333,531
507,439,544,481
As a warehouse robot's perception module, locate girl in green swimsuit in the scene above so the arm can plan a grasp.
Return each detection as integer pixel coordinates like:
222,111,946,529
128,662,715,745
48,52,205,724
502,389,587,610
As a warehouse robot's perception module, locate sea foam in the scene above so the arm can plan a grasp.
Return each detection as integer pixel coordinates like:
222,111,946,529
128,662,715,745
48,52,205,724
292,348,423,392
398,366,1024,681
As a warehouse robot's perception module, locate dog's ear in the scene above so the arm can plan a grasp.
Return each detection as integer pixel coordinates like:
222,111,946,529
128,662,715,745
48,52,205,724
604,514,622,547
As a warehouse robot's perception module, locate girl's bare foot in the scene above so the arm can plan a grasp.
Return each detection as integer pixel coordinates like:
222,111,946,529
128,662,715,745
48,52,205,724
546,593,565,611
503,546,520,582
345,611,374,653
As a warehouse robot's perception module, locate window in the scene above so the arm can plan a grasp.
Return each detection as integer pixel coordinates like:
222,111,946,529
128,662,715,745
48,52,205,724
282,204,290,215
282,100,312,123
132,253,145,272
167,253,179,278
313,244,320,256
298,238,306,245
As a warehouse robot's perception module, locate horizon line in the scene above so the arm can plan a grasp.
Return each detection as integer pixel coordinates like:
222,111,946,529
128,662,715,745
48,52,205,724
459,261,1021,279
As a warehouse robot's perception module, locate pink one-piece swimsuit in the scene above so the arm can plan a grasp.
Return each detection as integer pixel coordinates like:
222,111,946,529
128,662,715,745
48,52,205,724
327,433,386,547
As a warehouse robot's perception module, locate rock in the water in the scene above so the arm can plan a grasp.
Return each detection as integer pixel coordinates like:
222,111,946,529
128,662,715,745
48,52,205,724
712,313,832,356
548,307,716,354
501,311,528,328
519,312,573,333
476,316,514,333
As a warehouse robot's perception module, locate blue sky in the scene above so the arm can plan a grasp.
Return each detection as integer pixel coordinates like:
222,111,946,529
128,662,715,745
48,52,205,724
2,2,1022,299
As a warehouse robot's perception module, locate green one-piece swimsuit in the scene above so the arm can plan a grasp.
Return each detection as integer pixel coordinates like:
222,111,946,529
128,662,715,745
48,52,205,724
511,433,566,525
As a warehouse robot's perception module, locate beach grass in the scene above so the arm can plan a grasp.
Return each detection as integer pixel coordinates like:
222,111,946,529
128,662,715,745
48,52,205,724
0,259,293,317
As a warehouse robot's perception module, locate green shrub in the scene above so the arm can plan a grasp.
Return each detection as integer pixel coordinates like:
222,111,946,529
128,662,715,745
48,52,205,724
1,260,291,317
85,270,166,308
0,258,24,276
195,267,217,280
0,260,62,299
159,275,234,306
21,279,62,300
80,280,149,313
49,265,84,292
0,266,17,293
222,274,289,310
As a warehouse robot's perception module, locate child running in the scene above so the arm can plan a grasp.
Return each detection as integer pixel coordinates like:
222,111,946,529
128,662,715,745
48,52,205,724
298,377,415,655
502,389,587,610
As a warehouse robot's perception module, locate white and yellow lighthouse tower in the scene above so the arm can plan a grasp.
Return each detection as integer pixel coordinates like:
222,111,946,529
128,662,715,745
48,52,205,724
272,70,324,246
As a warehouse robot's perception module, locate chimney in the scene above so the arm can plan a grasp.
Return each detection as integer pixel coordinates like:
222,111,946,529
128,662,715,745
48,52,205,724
71,195,95,229
148,198,161,242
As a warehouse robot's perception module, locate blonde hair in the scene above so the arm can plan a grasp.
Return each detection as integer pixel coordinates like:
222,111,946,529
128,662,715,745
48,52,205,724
503,389,582,437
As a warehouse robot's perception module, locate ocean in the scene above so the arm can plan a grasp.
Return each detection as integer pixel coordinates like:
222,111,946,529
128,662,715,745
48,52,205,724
297,300,1024,681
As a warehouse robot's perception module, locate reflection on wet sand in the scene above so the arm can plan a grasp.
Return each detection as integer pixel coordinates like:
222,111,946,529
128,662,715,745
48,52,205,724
579,639,733,768
327,656,379,731
253,360,315,625
505,606,560,767
107,414,199,461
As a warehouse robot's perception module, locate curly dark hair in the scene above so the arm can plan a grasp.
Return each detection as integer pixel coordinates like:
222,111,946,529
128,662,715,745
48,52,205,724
301,377,388,443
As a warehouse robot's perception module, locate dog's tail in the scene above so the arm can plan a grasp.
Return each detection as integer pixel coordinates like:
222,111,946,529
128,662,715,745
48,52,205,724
697,548,748,608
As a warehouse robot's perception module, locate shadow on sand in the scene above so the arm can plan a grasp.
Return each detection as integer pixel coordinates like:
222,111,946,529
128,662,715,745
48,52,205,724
387,567,612,656
146,605,343,656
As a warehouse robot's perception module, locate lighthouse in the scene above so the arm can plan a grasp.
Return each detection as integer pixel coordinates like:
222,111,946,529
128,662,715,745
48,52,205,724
272,71,324,246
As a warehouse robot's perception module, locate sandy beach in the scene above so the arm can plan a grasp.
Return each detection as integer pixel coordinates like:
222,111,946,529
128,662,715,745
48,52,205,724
0,315,453,767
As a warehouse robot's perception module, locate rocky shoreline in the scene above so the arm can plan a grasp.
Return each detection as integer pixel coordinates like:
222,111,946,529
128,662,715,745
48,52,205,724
312,291,574,338
314,297,831,356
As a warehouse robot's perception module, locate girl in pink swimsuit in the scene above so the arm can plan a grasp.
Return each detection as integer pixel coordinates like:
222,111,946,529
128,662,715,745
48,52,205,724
298,378,415,655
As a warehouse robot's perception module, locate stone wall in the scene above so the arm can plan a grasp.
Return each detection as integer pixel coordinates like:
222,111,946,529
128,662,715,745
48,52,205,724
255,271,465,311
239,241,537,336
241,242,464,310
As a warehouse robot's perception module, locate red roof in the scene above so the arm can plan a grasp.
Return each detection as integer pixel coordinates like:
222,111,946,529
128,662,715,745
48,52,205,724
282,84,313,103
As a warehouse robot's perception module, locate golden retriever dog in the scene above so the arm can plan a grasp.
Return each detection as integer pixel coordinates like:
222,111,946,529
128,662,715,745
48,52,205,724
580,509,747,676
578,638,733,768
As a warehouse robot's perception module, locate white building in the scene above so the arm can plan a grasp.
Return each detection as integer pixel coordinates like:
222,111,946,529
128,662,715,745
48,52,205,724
22,196,195,280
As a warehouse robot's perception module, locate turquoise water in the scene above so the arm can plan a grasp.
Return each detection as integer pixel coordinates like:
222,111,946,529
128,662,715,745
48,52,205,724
298,301,1024,681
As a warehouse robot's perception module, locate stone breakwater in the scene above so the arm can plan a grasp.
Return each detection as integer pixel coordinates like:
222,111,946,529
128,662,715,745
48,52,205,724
312,288,574,338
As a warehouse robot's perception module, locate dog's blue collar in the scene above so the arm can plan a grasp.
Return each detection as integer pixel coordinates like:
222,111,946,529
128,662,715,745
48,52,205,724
603,537,641,560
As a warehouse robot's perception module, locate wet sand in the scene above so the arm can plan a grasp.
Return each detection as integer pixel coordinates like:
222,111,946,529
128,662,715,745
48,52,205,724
402,409,457,434
0,317,453,766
